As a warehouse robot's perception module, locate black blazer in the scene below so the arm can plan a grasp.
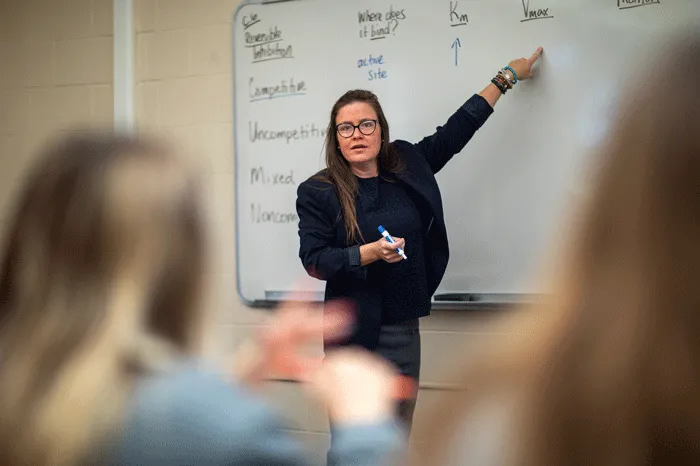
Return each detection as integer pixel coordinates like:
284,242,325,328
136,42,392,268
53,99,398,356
296,94,493,350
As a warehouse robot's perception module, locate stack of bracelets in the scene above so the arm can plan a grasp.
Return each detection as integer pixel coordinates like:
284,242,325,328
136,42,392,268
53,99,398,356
491,65,518,94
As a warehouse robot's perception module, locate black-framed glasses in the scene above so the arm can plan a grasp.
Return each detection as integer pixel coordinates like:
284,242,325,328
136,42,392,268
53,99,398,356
336,120,377,138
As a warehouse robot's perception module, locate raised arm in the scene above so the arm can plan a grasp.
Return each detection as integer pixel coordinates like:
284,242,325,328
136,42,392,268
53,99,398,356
477,46,543,107
414,94,494,174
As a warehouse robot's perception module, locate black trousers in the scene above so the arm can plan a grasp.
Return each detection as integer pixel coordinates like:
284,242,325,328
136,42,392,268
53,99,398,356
375,318,421,434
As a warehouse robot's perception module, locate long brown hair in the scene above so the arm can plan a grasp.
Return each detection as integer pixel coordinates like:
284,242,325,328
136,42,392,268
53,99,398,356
0,134,206,466
317,90,404,243
416,30,700,465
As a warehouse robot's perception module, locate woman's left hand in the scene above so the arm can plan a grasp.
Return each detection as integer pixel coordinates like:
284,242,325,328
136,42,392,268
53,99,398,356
507,46,543,81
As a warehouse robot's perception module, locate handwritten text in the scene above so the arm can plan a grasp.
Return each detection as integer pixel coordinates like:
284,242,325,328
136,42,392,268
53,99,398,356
618,0,660,9
521,0,554,22
358,5,406,40
249,122,327,144
242,12,260,30
249,77,306,102
251,204,298,224
450,1,468,27
250,167,296,186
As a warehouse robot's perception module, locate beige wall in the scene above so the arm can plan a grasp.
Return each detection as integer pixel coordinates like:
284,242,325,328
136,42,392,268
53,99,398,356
132,0,249,361
0,0,113,230
0,1,508,461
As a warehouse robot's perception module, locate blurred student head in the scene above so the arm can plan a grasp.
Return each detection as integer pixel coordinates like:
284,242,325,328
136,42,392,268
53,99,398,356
415,29,700,466
0,134,206,465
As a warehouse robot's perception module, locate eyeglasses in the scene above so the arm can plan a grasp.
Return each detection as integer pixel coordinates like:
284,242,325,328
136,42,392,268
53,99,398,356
336,120,377,138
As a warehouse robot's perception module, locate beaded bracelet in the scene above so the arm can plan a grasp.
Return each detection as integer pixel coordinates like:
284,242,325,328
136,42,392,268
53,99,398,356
499,69,515,88
492,77,508,94
504,65,518,84
491,73,509,94
497,70,514,89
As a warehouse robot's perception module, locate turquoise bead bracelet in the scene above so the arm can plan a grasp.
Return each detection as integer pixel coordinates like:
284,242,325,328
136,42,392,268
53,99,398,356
504,65,518,84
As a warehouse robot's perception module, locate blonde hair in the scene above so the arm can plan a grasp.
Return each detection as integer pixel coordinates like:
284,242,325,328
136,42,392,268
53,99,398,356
416,29,700,465
0,134,206,465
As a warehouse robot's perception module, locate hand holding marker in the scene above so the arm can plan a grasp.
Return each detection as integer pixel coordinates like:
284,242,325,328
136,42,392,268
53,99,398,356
378,225,407,260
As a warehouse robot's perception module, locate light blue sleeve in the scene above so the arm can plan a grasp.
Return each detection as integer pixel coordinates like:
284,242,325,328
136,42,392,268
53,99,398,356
117,363,405,466
328,421,405,466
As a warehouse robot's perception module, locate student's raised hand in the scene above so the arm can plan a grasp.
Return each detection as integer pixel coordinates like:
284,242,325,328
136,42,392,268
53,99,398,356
506,46,543,81
229,294,419,403
308,348,397,424
230,297,353,387
374,236,406,263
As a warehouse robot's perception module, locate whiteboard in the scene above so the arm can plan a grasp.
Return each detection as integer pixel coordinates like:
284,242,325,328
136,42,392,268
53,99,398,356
232,0,698,305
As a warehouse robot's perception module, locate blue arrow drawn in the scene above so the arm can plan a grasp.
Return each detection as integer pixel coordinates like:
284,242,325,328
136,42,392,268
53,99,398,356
451,38,461,66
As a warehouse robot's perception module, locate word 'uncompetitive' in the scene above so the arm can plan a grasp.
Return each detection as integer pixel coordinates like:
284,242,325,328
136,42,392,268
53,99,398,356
249,122,327,144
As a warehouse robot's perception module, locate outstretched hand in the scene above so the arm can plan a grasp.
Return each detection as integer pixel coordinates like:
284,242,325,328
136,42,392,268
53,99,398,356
507,46,543,81
230,297,352,387
229,295,418,403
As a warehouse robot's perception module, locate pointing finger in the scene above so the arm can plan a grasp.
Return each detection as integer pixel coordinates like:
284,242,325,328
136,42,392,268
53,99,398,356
528,46,543,66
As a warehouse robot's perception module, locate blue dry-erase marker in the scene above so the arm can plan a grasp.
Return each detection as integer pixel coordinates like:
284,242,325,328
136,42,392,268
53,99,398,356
377,225,408,260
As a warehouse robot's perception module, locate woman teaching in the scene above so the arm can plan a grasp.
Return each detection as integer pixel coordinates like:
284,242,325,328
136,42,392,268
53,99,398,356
296,46,543,431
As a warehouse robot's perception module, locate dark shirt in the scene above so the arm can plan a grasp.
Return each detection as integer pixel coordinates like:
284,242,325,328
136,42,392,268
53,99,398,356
356,175,431,323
